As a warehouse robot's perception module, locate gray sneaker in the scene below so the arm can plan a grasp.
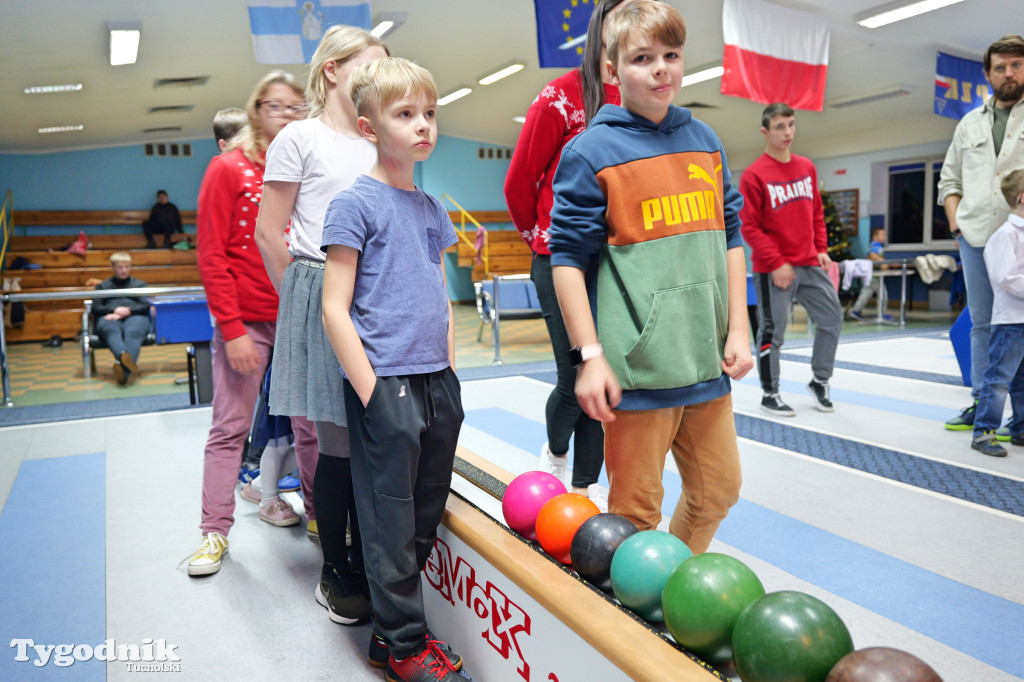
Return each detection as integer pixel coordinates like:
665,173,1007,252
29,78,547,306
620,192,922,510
760,393,795,417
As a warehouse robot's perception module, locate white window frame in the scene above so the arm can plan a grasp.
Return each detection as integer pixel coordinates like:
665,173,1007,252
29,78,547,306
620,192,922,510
883,157,957,251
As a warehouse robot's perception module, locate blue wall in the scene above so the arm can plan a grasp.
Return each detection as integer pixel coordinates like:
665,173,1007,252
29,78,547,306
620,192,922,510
0,139,220,211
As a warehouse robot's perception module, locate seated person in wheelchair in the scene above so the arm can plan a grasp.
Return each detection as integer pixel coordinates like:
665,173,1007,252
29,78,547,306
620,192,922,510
93,252,149,384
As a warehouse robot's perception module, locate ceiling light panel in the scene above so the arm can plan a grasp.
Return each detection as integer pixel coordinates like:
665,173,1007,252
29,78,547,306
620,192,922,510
38,125,84,134
24,84,83,94
108,21,142,66
856,0,964,29
479,63,525,86
438,87,472,106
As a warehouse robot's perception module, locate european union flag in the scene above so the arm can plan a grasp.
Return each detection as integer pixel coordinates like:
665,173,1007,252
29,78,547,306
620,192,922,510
534,0,595,68
248,0,371,65
935,52,990,121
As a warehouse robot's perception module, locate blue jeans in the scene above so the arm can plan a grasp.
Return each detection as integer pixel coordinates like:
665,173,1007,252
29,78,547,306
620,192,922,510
958,236,993,397
973,324,1024,438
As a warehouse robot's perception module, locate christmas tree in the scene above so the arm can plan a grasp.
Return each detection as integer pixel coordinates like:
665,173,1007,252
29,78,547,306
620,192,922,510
822,190,852,262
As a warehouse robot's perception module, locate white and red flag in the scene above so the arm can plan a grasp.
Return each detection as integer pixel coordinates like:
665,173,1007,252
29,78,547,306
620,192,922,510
721,0,830,111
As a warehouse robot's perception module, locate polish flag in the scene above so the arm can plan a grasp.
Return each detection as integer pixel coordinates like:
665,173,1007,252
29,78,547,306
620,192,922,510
721,0,830,112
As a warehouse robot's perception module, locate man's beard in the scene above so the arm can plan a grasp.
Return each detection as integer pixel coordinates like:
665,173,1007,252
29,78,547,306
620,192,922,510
993,79,1024,103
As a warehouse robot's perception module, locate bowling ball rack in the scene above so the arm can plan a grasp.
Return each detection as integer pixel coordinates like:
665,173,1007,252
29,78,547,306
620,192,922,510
449,448,729,681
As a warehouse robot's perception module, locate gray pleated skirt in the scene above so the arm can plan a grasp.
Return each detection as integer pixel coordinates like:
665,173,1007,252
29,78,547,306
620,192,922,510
269,258,348,426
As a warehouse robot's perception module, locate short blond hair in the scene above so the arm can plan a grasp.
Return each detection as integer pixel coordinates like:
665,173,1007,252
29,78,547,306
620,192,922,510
1001,168,1024,208
110,252,132,264
605,0,687,69
347,57,437,118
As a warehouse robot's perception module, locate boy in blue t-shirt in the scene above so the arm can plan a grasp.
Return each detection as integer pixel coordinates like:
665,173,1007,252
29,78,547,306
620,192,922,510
320,57,464,682
549,0,753,554
849,226,890,320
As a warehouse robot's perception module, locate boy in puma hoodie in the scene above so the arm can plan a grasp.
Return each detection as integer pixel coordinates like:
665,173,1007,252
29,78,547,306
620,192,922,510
548,0,752,554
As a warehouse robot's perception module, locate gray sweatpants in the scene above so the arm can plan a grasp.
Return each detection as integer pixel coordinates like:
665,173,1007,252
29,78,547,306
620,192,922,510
343,367,463,658
755,265,843,393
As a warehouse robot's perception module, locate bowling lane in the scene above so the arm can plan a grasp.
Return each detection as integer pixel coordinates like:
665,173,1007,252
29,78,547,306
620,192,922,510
458,376,1024,682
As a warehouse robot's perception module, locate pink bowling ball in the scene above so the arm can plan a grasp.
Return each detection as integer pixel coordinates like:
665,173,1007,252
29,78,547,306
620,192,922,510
502,471,568,541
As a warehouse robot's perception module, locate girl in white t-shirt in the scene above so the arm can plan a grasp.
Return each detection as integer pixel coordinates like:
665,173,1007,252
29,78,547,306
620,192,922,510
256,25,388,627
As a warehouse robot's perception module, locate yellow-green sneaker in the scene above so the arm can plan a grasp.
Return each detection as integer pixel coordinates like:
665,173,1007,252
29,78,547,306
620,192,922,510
184,532,228,576
944,402,977,431
307,519,319,542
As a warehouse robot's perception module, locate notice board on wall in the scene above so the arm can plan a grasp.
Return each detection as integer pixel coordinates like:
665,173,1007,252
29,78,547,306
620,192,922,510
824,188,859,237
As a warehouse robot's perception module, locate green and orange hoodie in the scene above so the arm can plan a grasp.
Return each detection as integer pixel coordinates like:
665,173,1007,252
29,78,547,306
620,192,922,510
549,104,744,410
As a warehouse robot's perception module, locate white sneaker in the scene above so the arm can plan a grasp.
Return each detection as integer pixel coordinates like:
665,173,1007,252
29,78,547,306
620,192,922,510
540,442,567,484
587,484,609,513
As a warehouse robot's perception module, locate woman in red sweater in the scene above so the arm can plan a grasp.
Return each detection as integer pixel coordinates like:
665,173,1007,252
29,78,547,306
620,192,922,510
184,71,317,577
502,0,625,507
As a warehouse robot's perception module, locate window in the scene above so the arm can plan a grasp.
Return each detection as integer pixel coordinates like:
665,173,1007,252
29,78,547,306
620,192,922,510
885,159,952,249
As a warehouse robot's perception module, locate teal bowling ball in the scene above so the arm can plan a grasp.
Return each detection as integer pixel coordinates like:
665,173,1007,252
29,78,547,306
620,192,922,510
609,530,693,622
732,591,854,682
662,553,765,665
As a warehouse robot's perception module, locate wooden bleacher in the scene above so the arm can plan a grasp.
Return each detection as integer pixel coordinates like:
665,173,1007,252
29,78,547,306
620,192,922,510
3,207,528,342
3,210,200,343
445,210,534,280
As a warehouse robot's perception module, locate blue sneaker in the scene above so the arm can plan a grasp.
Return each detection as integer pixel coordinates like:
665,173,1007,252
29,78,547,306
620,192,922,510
278,474,300,492
848,310,864,320
238,463,260,484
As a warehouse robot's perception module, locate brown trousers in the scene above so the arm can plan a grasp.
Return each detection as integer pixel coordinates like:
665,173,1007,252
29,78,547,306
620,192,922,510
603,393,741,554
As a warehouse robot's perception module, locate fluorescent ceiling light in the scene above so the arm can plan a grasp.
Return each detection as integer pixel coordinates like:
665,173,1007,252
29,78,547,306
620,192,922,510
479,63,525,86
438,87,472,106
371,12,406,39
24,83,83,94
38,125,84,134
108,21,141,66
681,66,724,88
856,0,964,28
513,116,526,124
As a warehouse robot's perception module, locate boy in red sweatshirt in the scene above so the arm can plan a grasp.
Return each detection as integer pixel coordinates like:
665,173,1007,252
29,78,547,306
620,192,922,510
740,102,843,417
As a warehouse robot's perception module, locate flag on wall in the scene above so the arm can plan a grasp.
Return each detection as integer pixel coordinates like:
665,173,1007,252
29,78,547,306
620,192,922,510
935,52,990,120
533,0,594,68
721,0,830,111
248,0,370,64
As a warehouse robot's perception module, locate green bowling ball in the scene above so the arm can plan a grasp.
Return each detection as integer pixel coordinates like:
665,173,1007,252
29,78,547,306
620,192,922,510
662,553,765,665
732,591,854,682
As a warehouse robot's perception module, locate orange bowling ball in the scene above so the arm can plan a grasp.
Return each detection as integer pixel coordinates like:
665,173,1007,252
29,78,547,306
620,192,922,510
535,493,600,564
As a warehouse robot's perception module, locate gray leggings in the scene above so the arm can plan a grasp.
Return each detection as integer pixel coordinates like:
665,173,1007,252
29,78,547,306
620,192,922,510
314,420,350,458
755,265,842,393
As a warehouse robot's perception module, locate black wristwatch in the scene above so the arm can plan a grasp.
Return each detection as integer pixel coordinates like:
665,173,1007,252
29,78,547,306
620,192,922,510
569,344,603,368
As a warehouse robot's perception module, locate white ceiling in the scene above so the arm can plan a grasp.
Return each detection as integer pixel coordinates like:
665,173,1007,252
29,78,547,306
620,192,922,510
1,0,1017,168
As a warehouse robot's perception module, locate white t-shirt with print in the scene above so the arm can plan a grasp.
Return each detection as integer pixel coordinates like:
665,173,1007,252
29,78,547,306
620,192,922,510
264,117,377,261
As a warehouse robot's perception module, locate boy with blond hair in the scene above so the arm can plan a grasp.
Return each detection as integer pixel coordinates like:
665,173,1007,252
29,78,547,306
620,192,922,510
549,0,753,553
93,251,149,384
321,57,464,681
971,168,1024,457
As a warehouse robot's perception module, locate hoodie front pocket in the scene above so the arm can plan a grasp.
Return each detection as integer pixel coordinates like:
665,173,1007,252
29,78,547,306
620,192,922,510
622,281,725,390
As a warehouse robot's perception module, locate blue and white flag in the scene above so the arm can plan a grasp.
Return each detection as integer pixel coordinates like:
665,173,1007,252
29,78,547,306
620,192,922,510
533,0,595,68
248,0,371,64
935,51,990,120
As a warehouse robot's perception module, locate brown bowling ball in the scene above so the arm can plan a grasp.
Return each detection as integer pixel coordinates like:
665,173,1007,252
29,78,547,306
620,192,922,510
826,647,943,682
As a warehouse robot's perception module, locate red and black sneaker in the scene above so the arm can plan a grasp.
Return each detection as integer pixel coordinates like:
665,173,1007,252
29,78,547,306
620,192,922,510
425,630,462,671
385,642,459,682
